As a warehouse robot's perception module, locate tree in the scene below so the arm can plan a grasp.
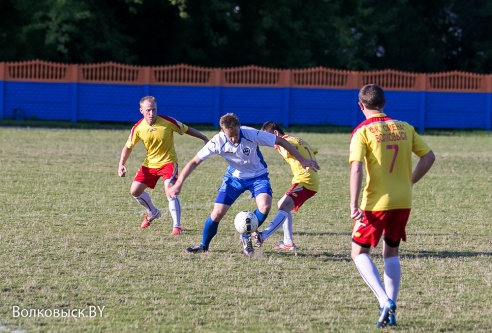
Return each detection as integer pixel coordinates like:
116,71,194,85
162,0,350,68
441,0,492,73
0,0,139,63
1,0,492,73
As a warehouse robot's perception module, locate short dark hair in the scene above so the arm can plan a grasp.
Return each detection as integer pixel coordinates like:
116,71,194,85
220,113,240,130
261,121,285,135
358,84,386,110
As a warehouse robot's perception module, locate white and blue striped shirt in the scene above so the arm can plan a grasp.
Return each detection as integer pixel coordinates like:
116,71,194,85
197,126,276,179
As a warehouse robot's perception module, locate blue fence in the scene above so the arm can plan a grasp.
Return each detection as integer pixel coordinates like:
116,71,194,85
1,81,491,130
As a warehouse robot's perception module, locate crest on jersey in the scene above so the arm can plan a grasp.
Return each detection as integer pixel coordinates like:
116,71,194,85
242,147,251,156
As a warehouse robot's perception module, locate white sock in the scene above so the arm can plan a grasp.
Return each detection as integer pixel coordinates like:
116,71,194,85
384,256,401,303
353,253,389,307
283,212,294,245
133,192,157,215
168,197,181,227
260,210,289,241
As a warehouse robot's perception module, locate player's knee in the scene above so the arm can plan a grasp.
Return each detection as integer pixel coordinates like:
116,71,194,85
210,209,227,222
277,195,294,211
351,241,370,260
278,202,294,212
130,183,146,197
130,189,141,197
256,199,272,213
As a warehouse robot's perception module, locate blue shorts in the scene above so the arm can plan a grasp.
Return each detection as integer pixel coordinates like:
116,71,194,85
216,173,272,206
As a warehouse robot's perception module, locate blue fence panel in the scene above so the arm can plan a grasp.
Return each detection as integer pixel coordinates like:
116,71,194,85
289,88,354,126
384,91,421,126
0,80,4,119
4,82,71,120
149,86,216,124
425,92,487,129
77,83,145,122
1,81,491,130
220,87,284,125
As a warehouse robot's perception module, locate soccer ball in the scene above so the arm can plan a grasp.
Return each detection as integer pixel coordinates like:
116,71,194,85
234,211,259,234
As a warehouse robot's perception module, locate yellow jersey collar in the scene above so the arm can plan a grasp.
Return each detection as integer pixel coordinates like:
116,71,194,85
369,112,387,118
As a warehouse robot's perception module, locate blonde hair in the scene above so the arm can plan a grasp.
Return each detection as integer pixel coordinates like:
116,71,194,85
219,113,240,130
140,96,157,107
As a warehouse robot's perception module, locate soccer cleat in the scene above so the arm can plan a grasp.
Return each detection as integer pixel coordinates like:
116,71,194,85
376,299,396,328
388,312,397,326
251,231,264,248
238,233,251,244
273,241,297,251
171,226,182,236
140,209,161,228
241,236,255,257
186,244,207,253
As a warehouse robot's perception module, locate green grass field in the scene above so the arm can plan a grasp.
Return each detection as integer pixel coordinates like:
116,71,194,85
0,126,491,332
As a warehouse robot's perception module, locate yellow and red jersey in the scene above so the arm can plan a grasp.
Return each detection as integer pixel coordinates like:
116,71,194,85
126,115,188,168
349,113,431,210
275,135,319,192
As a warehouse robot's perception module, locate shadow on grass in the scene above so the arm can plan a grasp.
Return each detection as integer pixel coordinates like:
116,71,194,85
183,246,491,261
297,231,492,259
401,251,492,259
297,231,352,237
268,249,492,261
290,252,352,262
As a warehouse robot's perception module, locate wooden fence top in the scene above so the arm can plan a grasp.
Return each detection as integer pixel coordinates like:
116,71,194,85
1,60,491,92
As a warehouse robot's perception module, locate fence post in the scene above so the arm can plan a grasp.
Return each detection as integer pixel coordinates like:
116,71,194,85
485,75,492,131
282,69,291,128
143,66,151,96
417,73,427,131
351,71,361,128
213,68,222,127
0,62,4,120
70,64,78,123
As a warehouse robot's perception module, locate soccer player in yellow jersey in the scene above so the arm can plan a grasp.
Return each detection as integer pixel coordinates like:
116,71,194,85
251,122,319,251
349,84,435,328
118,96,208,235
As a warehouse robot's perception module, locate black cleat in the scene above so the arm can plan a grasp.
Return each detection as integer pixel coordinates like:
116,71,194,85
186,244,208,253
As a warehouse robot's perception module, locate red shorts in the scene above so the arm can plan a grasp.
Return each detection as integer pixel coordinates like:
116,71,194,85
285,183,317,212
352,209,411,248
133,163,178,189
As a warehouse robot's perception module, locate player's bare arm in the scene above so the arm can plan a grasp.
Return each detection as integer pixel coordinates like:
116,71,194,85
169,155,203,197
412,150,435,185
349,160,364,221
186,127,209,144
275,136,320,171
118,146,132,177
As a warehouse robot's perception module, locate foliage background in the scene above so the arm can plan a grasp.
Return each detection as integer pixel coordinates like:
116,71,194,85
2,0,492,72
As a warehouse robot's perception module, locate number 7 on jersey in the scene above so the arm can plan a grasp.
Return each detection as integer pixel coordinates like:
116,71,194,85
386,144,399,173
